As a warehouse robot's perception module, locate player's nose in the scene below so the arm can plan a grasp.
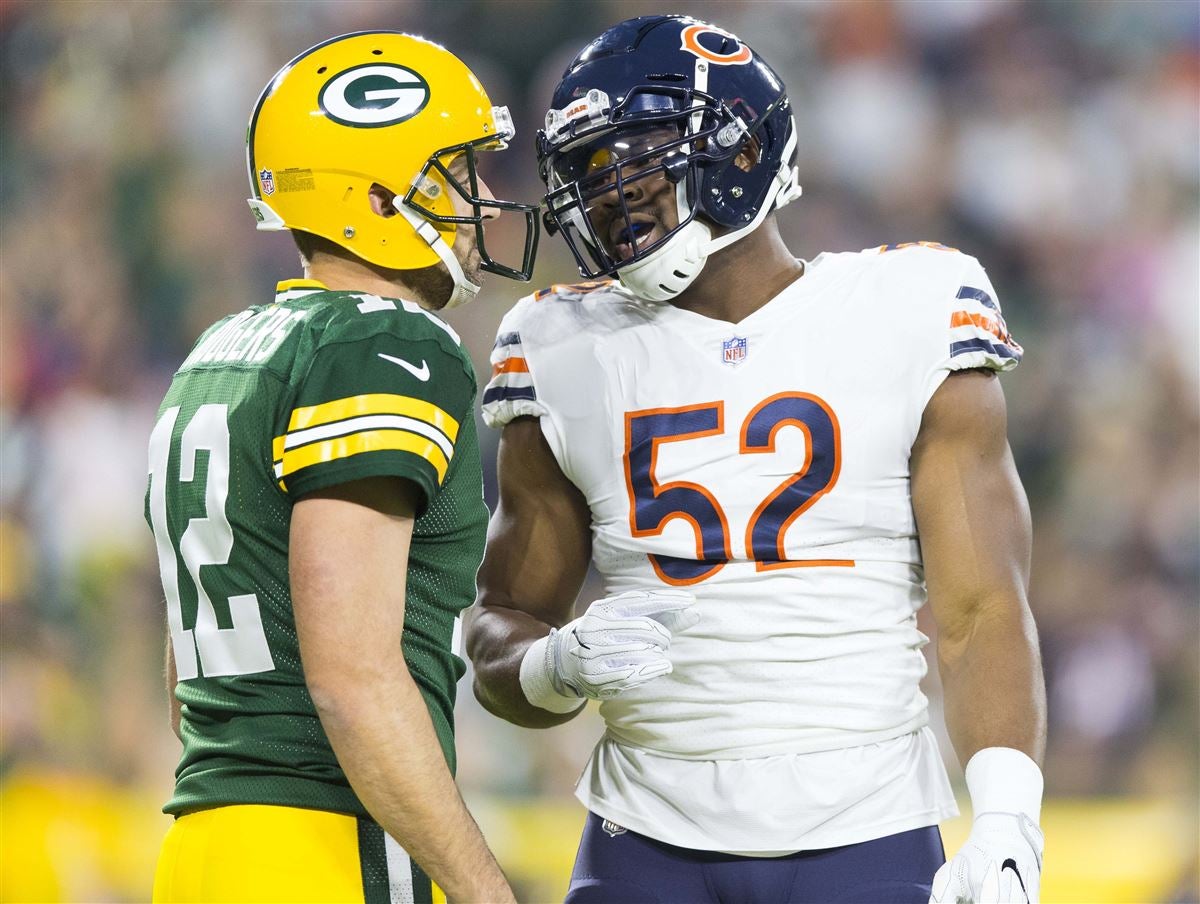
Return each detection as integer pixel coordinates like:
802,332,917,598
592,180,648,222
596,179,646,215
477,176,500,222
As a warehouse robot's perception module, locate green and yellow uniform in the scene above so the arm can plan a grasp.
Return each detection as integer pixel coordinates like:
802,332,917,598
146,279,485,902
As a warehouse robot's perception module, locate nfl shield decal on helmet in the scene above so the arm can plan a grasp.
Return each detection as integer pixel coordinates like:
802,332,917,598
259,169,275,195
722,336,748,366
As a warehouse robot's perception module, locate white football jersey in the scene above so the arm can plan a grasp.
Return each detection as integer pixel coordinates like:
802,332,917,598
483,244,1021,850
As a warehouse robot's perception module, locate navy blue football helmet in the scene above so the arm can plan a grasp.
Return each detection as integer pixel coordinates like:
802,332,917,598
537,15,801,301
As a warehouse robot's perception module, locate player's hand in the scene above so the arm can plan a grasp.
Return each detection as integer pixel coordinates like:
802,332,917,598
930,812,1043,904
548,589,698,700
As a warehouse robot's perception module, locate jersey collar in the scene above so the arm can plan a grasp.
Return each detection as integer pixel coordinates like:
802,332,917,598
275,278,329,303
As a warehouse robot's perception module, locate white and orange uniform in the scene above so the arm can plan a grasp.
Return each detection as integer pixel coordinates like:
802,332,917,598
483,245,1022,855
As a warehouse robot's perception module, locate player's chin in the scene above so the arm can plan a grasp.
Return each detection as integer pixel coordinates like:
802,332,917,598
464,256,486,287
451,246,484,284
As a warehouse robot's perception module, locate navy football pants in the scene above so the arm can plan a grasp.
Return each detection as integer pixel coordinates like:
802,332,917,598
566,812,944,903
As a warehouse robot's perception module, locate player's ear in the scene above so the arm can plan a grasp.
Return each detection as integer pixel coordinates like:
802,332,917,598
734,137,761,174
369,183,398,218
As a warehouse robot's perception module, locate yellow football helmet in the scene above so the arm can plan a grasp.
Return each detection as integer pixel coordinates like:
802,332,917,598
247,31,537,306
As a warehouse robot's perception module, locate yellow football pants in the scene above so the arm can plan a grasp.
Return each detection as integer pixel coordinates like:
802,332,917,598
153,804,445,903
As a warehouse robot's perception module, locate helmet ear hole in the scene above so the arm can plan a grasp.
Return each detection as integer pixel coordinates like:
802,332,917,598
734,136,761,173
368,183,398,219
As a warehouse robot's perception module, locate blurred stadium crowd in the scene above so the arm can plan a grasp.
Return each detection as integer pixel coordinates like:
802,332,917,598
1,1,1197,901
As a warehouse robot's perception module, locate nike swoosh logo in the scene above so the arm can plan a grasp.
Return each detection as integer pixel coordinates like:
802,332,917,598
378,353,430,381
1001,859,1030,902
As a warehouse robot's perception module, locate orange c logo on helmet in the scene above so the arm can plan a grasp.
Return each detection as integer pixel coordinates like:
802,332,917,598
680,25,752,66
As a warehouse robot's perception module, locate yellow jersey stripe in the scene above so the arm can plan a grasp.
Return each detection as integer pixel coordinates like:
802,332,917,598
281,428,450,483
288,394,460,442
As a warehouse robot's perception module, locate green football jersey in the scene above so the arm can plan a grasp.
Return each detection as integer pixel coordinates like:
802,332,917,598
145,279,487,817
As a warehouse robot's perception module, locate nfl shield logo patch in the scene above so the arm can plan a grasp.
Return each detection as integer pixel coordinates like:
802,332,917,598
722,336,748,366
259,168,275,196
601,819,627,837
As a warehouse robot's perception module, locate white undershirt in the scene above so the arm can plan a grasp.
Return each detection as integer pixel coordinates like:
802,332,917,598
576,727,957,856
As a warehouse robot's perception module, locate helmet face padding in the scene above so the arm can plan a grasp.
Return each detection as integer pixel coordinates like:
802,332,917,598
537,16,801,301
247,31,538,296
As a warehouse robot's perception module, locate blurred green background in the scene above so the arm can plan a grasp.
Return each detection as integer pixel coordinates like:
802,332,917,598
1,1,1196,901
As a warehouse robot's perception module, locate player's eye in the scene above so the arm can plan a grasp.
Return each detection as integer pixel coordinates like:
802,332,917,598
586,148,617,175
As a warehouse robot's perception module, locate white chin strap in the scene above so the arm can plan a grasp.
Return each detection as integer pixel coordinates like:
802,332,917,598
618,121,803,304
397,205,481,309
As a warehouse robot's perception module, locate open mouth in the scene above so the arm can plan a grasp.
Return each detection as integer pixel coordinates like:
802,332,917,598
609,217,660,262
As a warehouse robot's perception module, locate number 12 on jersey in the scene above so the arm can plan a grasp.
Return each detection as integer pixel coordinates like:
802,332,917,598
624,392,853,585
148,404,275,680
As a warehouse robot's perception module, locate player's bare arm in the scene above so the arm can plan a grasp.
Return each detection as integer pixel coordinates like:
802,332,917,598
466,417,593,728
913,369,1045,762
912,368,1047,901
292,476,513,904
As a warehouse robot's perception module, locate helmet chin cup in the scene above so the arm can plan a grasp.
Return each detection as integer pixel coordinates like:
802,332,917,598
617,151,801,304
443,277,481,310
617,219,711,302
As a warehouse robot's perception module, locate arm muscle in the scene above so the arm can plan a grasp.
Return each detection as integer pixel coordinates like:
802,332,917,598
912,370,1046,764
465,417,593,727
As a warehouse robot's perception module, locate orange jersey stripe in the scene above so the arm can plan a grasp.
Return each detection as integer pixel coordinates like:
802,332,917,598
491,357,530,377
951,310,1009,343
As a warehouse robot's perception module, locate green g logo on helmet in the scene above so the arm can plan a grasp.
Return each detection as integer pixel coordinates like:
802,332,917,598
319,63,430,128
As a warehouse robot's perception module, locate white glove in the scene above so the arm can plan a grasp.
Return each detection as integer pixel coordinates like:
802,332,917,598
930,748,1045,904
519,589,698,712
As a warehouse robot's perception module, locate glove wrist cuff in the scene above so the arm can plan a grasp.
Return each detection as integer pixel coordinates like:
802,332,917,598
519,631,586,714
965,746,1044,823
